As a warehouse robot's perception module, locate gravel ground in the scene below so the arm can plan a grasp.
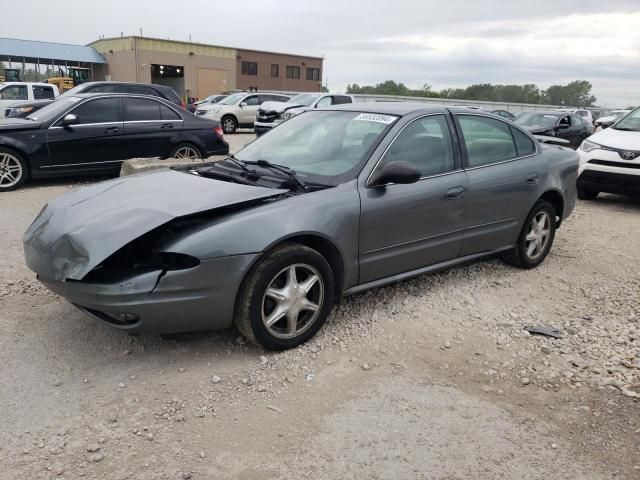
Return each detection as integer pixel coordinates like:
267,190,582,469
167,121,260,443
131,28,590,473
0,140,639,478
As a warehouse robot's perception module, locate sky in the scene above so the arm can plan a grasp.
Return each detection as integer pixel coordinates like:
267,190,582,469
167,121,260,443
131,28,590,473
2,0,640,107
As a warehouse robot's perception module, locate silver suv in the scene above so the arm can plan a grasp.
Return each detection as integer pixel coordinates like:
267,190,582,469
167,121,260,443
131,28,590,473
195,92,290,133
254,93,354,136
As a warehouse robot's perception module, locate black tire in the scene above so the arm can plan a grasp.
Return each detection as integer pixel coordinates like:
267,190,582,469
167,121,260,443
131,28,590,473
235,244,335,350
221,115,237,134
502,200,557,269
0,147,28,192
577,185,599,200
168,143,202,160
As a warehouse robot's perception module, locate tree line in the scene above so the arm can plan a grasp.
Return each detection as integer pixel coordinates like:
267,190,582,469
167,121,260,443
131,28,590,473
346,80,597,107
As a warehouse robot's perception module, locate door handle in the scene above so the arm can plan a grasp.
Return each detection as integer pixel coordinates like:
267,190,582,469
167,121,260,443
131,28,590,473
104,127,119,134
161,123,174,129
445,186,465,199
526,173,539,184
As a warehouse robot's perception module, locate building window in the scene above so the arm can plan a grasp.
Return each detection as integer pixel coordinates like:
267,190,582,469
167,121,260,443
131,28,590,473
241,61,257,76
306,68,320,81
286,65,300,80
271,64,279,78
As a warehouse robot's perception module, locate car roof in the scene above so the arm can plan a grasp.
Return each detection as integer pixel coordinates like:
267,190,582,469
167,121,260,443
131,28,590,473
327,102,506,116
66,92,170,101
0,81,53,87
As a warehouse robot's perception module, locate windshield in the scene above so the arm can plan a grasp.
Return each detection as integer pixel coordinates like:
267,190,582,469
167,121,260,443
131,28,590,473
287,93,320,107
218,93,245,105
234,111,397,186
26,96,83,122
610,111,629,119
612,107,640,131
515,113,559,128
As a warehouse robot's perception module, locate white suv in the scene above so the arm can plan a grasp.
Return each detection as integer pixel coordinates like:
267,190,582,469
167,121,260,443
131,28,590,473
195,92,290,134
577,107,640,200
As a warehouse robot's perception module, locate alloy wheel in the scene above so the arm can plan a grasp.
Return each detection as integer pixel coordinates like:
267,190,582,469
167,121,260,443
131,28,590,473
223,118,236,134
261,264,324,340
172,146,201,160
524,211,551,260
0,152,23,188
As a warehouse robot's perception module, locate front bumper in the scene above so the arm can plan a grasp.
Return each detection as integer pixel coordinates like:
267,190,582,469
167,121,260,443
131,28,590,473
254,120,282,136
578,146,640,195
39,254,258,334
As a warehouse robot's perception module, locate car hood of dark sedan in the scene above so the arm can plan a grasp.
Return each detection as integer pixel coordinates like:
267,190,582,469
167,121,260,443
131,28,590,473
24,168,287,281
0,118,42,131
523,125,554,135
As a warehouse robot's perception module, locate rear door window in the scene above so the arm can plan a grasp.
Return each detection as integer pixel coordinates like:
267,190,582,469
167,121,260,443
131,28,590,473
33,85,56,100
69,98,121,124
333,96,353,105
161,104,181,120
123,97,163,121
458,115,518,167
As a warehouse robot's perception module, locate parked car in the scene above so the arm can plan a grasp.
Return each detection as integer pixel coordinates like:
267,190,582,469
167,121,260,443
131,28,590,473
0,82,59,117
23,104,578,350
196,92,291,134
4,81,186,118
492,109,516,120
0,93,228,191
254,93,354,136
594,110,630,131
577,107,640,200
194,94,227,106
515,111,592,149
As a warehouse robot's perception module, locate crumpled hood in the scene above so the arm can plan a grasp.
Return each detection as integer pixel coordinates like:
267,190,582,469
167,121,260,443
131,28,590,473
259,101,304,114
24,168,286,281
524,125,554,135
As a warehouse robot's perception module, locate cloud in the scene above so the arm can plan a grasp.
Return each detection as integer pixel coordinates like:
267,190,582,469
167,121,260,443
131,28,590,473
3,0,640,105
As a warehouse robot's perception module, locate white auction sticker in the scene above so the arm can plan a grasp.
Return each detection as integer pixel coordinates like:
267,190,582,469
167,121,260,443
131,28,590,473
354,113,397,124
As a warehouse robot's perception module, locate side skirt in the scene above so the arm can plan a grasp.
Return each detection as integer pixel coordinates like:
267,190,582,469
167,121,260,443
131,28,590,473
342,246,514,296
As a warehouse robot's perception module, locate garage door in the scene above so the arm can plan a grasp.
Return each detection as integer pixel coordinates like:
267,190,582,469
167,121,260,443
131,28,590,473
197,69,228,98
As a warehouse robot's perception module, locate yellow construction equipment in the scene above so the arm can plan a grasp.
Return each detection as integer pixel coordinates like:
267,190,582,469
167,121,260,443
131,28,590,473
46,67,91,93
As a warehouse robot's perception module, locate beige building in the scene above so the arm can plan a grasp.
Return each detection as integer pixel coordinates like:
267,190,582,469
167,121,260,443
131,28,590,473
89,36,323,100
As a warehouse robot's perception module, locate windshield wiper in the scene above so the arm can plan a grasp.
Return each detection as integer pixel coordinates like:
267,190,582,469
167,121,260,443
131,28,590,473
223,154,255,173
245,159,307,190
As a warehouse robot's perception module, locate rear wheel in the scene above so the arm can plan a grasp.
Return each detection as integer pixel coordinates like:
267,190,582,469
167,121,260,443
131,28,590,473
221,115,237,134
577,185,599,200
169,143,202,161
502,200,556,269
0,148,28,192
235,244,335,350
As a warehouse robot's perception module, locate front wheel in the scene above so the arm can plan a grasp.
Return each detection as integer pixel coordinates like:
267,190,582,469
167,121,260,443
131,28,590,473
502,200,556,269
0,148,28,192
235,244,335,350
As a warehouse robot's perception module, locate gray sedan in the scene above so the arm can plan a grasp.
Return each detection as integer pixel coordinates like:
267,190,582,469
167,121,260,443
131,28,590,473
24,104,579,350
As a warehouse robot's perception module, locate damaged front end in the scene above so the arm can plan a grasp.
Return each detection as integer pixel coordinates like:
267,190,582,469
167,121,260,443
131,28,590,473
23,168,287,332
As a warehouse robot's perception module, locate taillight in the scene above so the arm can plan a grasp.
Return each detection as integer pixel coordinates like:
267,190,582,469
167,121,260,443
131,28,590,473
214,125,224,137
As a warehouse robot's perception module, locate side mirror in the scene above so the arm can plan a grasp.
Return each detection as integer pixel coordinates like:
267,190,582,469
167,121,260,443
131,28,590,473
62,113,78,125
239,102,247,107
369,161,421,187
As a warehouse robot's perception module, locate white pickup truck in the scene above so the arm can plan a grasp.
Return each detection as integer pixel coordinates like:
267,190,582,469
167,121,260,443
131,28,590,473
0,82,60,117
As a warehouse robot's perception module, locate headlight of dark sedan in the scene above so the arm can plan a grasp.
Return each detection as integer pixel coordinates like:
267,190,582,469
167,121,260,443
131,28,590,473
8,106,35,117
